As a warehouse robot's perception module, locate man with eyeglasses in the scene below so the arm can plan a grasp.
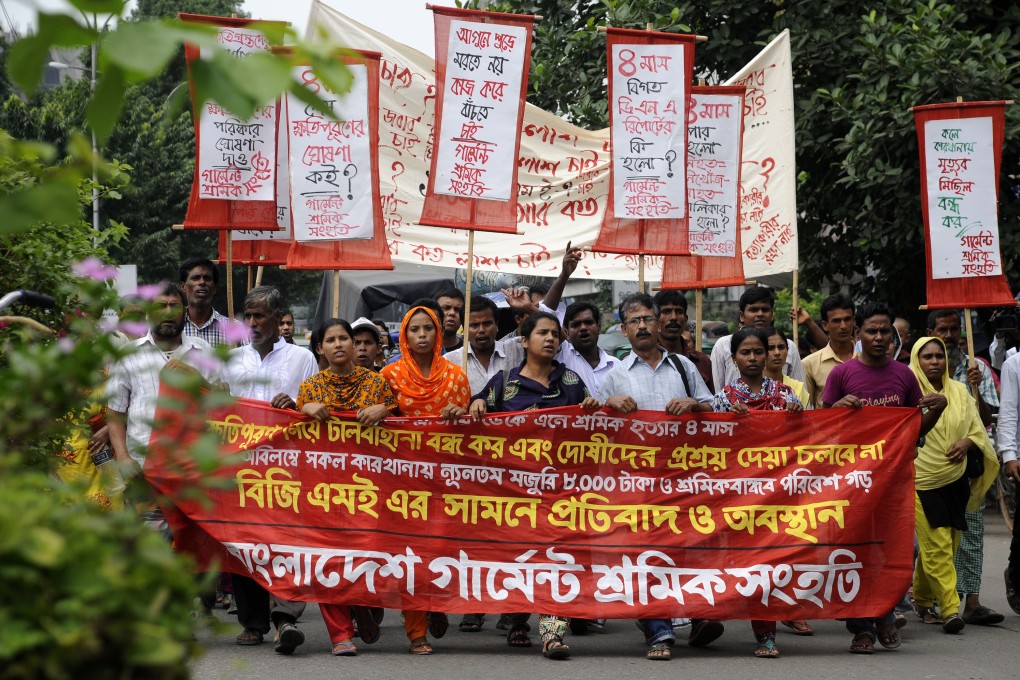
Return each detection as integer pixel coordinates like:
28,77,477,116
802,294,857,409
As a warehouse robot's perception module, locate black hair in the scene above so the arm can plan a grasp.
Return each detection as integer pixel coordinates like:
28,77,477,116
435,287,465,303
528,283,550,298
565,301,600,327
819,293,855,323
762,326,788,345
280,308,294,319
730,327,770,357
313,318,354,353
653,289,689,314
926,308,960,330
618,293,656,323
351,324,381,344
469,295,499,318
856,301,896,329
738,286,775,312
158,281,187,306
520,311,561,339
178,257,218,286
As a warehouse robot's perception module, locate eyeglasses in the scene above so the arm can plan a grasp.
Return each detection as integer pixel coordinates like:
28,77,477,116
625,316,657,328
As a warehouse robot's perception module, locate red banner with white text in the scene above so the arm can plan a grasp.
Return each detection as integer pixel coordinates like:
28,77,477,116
419,6,536,234
147,397,918,620
594,27,696,256
914,100,1014,309
180,14,283,230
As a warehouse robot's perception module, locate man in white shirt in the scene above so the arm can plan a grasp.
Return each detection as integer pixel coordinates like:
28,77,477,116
995,353,1020,614
711,287,804,390
557,301,620,401
447,296,520,395
223,286,318,654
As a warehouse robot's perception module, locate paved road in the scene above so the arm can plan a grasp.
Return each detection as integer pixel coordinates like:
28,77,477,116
192,510,1019,679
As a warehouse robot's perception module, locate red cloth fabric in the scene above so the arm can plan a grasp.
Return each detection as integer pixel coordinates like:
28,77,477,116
418,6,536,234
913,101,1014,309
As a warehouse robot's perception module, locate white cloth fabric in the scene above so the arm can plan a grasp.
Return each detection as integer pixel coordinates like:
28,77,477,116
224,338,318,402
997,353,1020,463
710,333,804,391
556,341,619,402
446,338,523,395
600,349,713,411
106,332,219,467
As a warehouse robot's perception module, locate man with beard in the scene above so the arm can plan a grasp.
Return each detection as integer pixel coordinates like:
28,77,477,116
435,287,465,352
925,308,1004,627
447,296,519,394
802,294,857,409
179,257,233,347
653,290,713,391
710,287,804,390
350,317,384,371
223,286,318,653
107,282,221,524
600,294,715,660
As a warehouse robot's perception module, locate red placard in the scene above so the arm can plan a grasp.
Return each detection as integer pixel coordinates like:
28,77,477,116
593,27,696,256
148,395,917,620
913,101,1014,309
419,6,536,234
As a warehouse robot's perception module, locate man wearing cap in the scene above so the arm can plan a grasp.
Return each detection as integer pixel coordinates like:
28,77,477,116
350,317,385,371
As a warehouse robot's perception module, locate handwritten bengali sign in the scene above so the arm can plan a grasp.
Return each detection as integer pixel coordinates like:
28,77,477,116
232,113,292,245
687,91,742,257
196,27,276,202
433,20,528,201
922,117,1001,279
287,64,375,242
148,396,917,620
610,43,687,220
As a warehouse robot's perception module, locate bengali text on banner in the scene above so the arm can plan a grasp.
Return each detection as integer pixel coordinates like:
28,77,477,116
147,398,918,620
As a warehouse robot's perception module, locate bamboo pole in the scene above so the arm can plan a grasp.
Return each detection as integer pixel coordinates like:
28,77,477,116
964,308,980,400
638,254,646,293
246,266,253,292
255,266,264,287
225,231,234,319
695,289,703,353
462,231,476,368
791,269,799,344
331,270,340,318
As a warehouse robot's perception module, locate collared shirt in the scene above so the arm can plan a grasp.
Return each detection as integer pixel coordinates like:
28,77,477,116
107,332,220,467
184,308,233,347
600,348,713,411
556,341,620,401
446,339,521,394
802,343,849,410
997,353,1020,463
952,358,999,409
711,333,805,392
224,338,318,402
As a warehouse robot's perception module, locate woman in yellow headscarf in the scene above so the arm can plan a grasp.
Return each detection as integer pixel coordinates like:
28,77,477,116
909,336,998,634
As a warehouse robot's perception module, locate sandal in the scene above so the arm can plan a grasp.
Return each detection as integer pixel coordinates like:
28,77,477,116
962,605,1004,625
1006,568,1020,615
894,611,907,629
542,638,571,660
754,632,779,658
460,613,484,632
647,642,671,660
507,624,533,648
409,639,433,655
942,614,965,634
235,628,263,646
876,622,901,649
331,640,358,656
780,620,814,636
427,612,449,639
849,632,875,654
913,604,940,624
274,622,305,655
352,606,381,644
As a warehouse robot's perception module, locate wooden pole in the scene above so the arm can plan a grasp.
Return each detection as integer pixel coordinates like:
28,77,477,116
462,231,475,368
331,270,340,318
791,269,800,344
255,265,265,287
246,266,253,292
964,307,980,400
225,231,234,319
695,289,704,353
638,254,646,293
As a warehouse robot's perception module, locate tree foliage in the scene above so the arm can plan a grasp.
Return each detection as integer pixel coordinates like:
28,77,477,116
493,0,1020,313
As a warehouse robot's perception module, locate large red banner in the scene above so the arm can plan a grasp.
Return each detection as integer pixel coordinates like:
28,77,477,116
914,100,1014,309
147,400,917,620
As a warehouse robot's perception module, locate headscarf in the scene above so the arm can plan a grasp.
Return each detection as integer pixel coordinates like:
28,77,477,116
380,306,471,416
909,336,998,506
722,376,795,411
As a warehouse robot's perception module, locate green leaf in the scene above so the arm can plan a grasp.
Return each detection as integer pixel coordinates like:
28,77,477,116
0,181,84,235
100,20,181,81
86,67,128,143
7,13,96,95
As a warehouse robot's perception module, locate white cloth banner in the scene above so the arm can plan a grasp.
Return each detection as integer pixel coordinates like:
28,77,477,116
435,20,528,201
233,112,292,243
687,92,742,257
197,27,276,202
288,63,375,242
307,2,797,280
923,117,1001,279
724,29,798,276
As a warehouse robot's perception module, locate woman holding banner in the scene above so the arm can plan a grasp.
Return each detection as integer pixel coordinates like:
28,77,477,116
470,311,600,659
381,305,472,655
713,327,803,658
297,318,397,657
908,336,998,635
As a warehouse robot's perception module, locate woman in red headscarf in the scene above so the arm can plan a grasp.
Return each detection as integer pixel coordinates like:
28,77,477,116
380,305,470,654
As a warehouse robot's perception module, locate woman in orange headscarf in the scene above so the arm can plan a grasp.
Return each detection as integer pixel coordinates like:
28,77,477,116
380,305,470,654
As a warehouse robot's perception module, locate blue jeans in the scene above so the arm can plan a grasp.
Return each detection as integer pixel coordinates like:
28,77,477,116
846,610,896,637
639,618,676,645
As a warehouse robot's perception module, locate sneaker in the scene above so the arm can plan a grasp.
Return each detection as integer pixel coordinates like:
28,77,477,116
1006,568,1020,615
274,622,305,655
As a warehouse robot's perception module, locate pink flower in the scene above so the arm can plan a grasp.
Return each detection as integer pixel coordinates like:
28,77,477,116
221,320,251,344
72,258,117,282
189,353,224,375
118,321,150,339
57,337,76,353
136,284,162,301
